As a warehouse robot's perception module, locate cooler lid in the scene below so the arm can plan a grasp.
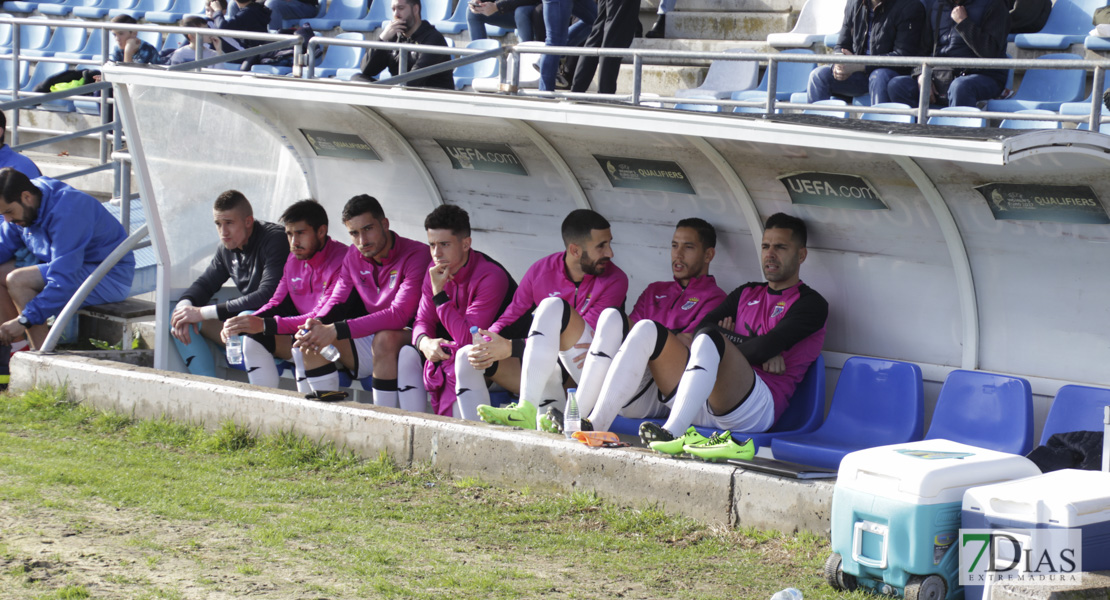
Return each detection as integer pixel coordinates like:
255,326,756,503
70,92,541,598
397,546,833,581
963,469,1110,527
836,439,1042,505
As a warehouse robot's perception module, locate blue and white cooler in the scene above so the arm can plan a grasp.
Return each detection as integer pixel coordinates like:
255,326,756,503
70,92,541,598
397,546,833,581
825,439,1041,600
961,468,1110,600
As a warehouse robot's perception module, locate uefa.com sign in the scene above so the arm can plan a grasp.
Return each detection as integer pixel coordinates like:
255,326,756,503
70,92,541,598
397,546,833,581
960,529,1083,586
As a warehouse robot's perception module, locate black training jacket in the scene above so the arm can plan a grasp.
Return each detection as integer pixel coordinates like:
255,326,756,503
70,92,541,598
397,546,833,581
179,220,288,320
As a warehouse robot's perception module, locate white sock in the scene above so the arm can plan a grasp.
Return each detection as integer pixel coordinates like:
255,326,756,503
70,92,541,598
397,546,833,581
291,347,311,393
10,340,28,353
243,336,279,388
520,296,565,410
306,364,340,392
397,345,428,413
371,380,399,409
661,332,722,437
590,319,658,431
574,308,623,418
453,344,488,421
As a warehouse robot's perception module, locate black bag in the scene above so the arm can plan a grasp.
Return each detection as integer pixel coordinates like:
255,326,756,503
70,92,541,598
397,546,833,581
245,24,323,69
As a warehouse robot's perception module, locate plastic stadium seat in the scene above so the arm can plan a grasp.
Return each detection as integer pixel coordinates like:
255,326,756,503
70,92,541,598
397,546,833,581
20,61,77,111
927,106,986,127
0,22,54,55
766,0,849,48
822,31,839,49
145,0,206,23
453,38,499,89
924,369,1034,455
999,108,1063,129
861,101,915,122
339,0,390,32
984,53,1086,112
803,98,848,117
73,0,131,18
1039,385,1110,445
36,0,90,15
730,49,815,114
435,0,511,36
251,63,294,75
57,29,106,61
304,0,368,30
771,356,924,470
312,32,364,77
675,48,759,101
108,0,173,20
2,0,55,13
675,101,722,112
1015,0,1106,49
473,40,541,91
282,0,328,29
23,26,87,58
0,58,32,101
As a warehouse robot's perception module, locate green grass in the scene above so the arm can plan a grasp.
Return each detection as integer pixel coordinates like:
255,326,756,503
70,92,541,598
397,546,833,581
0,386,870,600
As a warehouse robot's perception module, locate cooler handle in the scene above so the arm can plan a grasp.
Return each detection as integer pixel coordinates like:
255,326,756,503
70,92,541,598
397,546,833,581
852,520,889,569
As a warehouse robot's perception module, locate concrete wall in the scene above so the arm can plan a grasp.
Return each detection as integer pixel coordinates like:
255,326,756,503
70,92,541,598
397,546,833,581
11,352,833,536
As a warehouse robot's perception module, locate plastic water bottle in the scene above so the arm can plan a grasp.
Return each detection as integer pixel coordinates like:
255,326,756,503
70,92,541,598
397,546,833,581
769,588,802,600
469,325,490,345
564,388,581,438
225,335,243,365
298,327,340,362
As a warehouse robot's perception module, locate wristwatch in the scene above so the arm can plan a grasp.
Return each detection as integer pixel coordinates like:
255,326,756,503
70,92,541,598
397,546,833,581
16,314,29,327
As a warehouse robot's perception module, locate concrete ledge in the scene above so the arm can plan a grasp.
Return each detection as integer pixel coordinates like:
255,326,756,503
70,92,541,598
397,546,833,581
11,352,833,535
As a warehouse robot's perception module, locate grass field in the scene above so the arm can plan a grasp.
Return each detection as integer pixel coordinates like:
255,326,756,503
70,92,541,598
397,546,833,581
0,386,866,600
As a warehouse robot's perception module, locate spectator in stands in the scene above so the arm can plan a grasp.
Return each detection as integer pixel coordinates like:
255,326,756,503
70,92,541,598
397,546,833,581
569,0,635,94
467,0,541,42
293,195,430,409
213,0,272,53
111,15,167,65
265,0,318,31
461,209,629,427
221,200,347,391
0,113,41,180
1007,0,1050,34
358,0,454,89
169,16,223,65
0,168,135,351
807,0,926,105
206,0,228,19
542,218,727,434
887,0,1009,108
170,190,286,377
645,0,669,38
538,0,597,91
629,213,827,460
410,205,517,417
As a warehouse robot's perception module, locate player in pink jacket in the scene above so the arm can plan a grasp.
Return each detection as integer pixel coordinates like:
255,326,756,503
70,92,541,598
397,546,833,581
545,218,726,434
293,195,431,408
221,200,347,390
463,209,629,428
409,205,518,417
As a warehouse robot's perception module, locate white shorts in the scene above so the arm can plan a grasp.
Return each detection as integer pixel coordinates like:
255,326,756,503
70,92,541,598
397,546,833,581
349,334,375,380
695,373,775,433
617,370,669,420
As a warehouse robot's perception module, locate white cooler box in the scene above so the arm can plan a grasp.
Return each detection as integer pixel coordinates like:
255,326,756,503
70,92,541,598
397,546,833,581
825,439,1041,600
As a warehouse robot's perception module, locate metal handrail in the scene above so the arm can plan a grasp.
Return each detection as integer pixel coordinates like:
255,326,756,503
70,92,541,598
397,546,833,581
40,223,149,353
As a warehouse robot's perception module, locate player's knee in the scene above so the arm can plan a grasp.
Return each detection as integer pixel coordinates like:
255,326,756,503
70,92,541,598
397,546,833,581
536,296,571,331
372,329,406,355
693,325,726,357
454,344,475,371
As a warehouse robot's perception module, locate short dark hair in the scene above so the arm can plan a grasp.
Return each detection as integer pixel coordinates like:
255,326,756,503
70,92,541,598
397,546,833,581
342,194,385,223
0,111,6,146
675,217,716,249
181,15,206,28
0,167,39,205
424,204,470,238
111,14,138,24
561,209,610,247
281,199,328,230
213,190,252,216
764,212,807,247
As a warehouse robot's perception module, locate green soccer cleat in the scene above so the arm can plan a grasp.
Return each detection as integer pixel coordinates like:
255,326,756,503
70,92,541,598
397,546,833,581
539,408,563,433
477,399,537,429
685,433,754,462
642,424,709,456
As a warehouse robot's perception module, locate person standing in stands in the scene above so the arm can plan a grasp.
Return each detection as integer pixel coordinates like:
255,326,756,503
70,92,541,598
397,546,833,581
0,113,40,180
359,0,455,90
0,168,135,351
170,190,287,377
569,0,637,95
806,0,925,105
467,0,541,43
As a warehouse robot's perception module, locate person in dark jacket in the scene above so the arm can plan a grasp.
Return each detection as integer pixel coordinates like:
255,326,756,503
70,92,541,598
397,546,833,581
467,0,541,42
887,0,1010,108
359,0,454,90
807,0,926,104
170,190,287,377
212,0,272,54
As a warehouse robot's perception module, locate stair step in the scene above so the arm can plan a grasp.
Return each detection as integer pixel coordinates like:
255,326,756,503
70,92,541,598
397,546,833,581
614,63,709,96
672,0,805,12
668,11,797,42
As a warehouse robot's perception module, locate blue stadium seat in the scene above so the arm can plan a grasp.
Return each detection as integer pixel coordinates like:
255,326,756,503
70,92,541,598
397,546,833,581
0,57,32,100
1039,384,1110,445
311,32,364,76
803,98,848,117
72,0,129,18
283,0,328,29
0,22,54,55
251,63,294,75
453,38,499,89
999,109,1063,129
145,0,206,23
730,48,816,114
924,369,1034,455
2,0,56,13
675,101,721,112
861,101,915,123
1015,0,1106,50
21,61,77,111
435,0,512,35
108,0,174,20
304,0,368,30
927,106,987,127
984,53,1086,112
57,29,106,61
771,356,924,470
675,48,759,101
339,0,389,32
36,0,89,15
23,26,87,58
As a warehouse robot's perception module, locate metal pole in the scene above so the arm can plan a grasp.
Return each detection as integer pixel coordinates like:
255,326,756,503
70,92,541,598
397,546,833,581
1091,67,1105,132
765,57,777,115
917,63,931,124
11,27,20,147
632,55,642,106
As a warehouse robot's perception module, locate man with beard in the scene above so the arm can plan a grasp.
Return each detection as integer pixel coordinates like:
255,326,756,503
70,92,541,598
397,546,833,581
636,213,827,462
220,199,347,390
460,209,629,428
358,0,454,90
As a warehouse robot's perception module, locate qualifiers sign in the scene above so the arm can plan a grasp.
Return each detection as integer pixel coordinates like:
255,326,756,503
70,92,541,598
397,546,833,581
595,156,695,195
300,129,380,161
976,183,1109,225
437,140,527,176
779,172,886,210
